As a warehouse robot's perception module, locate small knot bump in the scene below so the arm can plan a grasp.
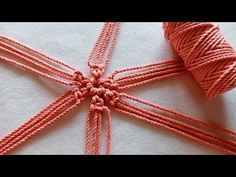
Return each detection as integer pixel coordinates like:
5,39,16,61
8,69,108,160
72,88,83,101
91,95,104,106
104,90,120,107
73,70,88,87
90,95,106,112
89,64,105,79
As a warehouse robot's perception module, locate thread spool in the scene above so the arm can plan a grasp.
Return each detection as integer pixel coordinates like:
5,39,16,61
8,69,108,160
163,22,236,99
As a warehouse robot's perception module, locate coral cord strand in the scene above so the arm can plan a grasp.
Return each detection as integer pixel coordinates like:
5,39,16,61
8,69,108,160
0,22,236,155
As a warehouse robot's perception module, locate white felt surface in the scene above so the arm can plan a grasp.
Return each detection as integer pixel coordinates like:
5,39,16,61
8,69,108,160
0,22,236,155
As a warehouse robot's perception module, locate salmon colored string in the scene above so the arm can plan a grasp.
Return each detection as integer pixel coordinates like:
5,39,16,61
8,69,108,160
114,94,236,154
111,59,187,90
84,22,120,154
0,36,77,86
163,22,236,99
0,22,236,155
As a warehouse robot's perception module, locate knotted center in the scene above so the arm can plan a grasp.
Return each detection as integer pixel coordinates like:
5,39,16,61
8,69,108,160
73,70,120,107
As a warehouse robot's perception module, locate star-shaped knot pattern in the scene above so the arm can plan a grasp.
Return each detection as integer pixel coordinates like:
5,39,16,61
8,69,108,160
0,22,236,155
73,68,120,107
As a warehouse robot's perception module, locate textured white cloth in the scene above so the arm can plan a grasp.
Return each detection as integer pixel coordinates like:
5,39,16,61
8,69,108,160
0,22,236,154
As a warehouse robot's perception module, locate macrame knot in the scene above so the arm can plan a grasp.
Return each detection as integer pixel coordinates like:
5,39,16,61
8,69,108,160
90,95,106,112
72,88,83,102
102,77,119,90
104,90,120,107
89,63,105,79
72,71,120,108
73,70,88,87
3,22,236,155
92,78,120,107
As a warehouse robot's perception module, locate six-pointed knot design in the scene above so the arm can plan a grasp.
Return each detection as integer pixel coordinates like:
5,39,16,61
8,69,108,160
0,22,236,155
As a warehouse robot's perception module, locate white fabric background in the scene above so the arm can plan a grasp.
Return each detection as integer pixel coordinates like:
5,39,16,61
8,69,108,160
0,22,236,155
